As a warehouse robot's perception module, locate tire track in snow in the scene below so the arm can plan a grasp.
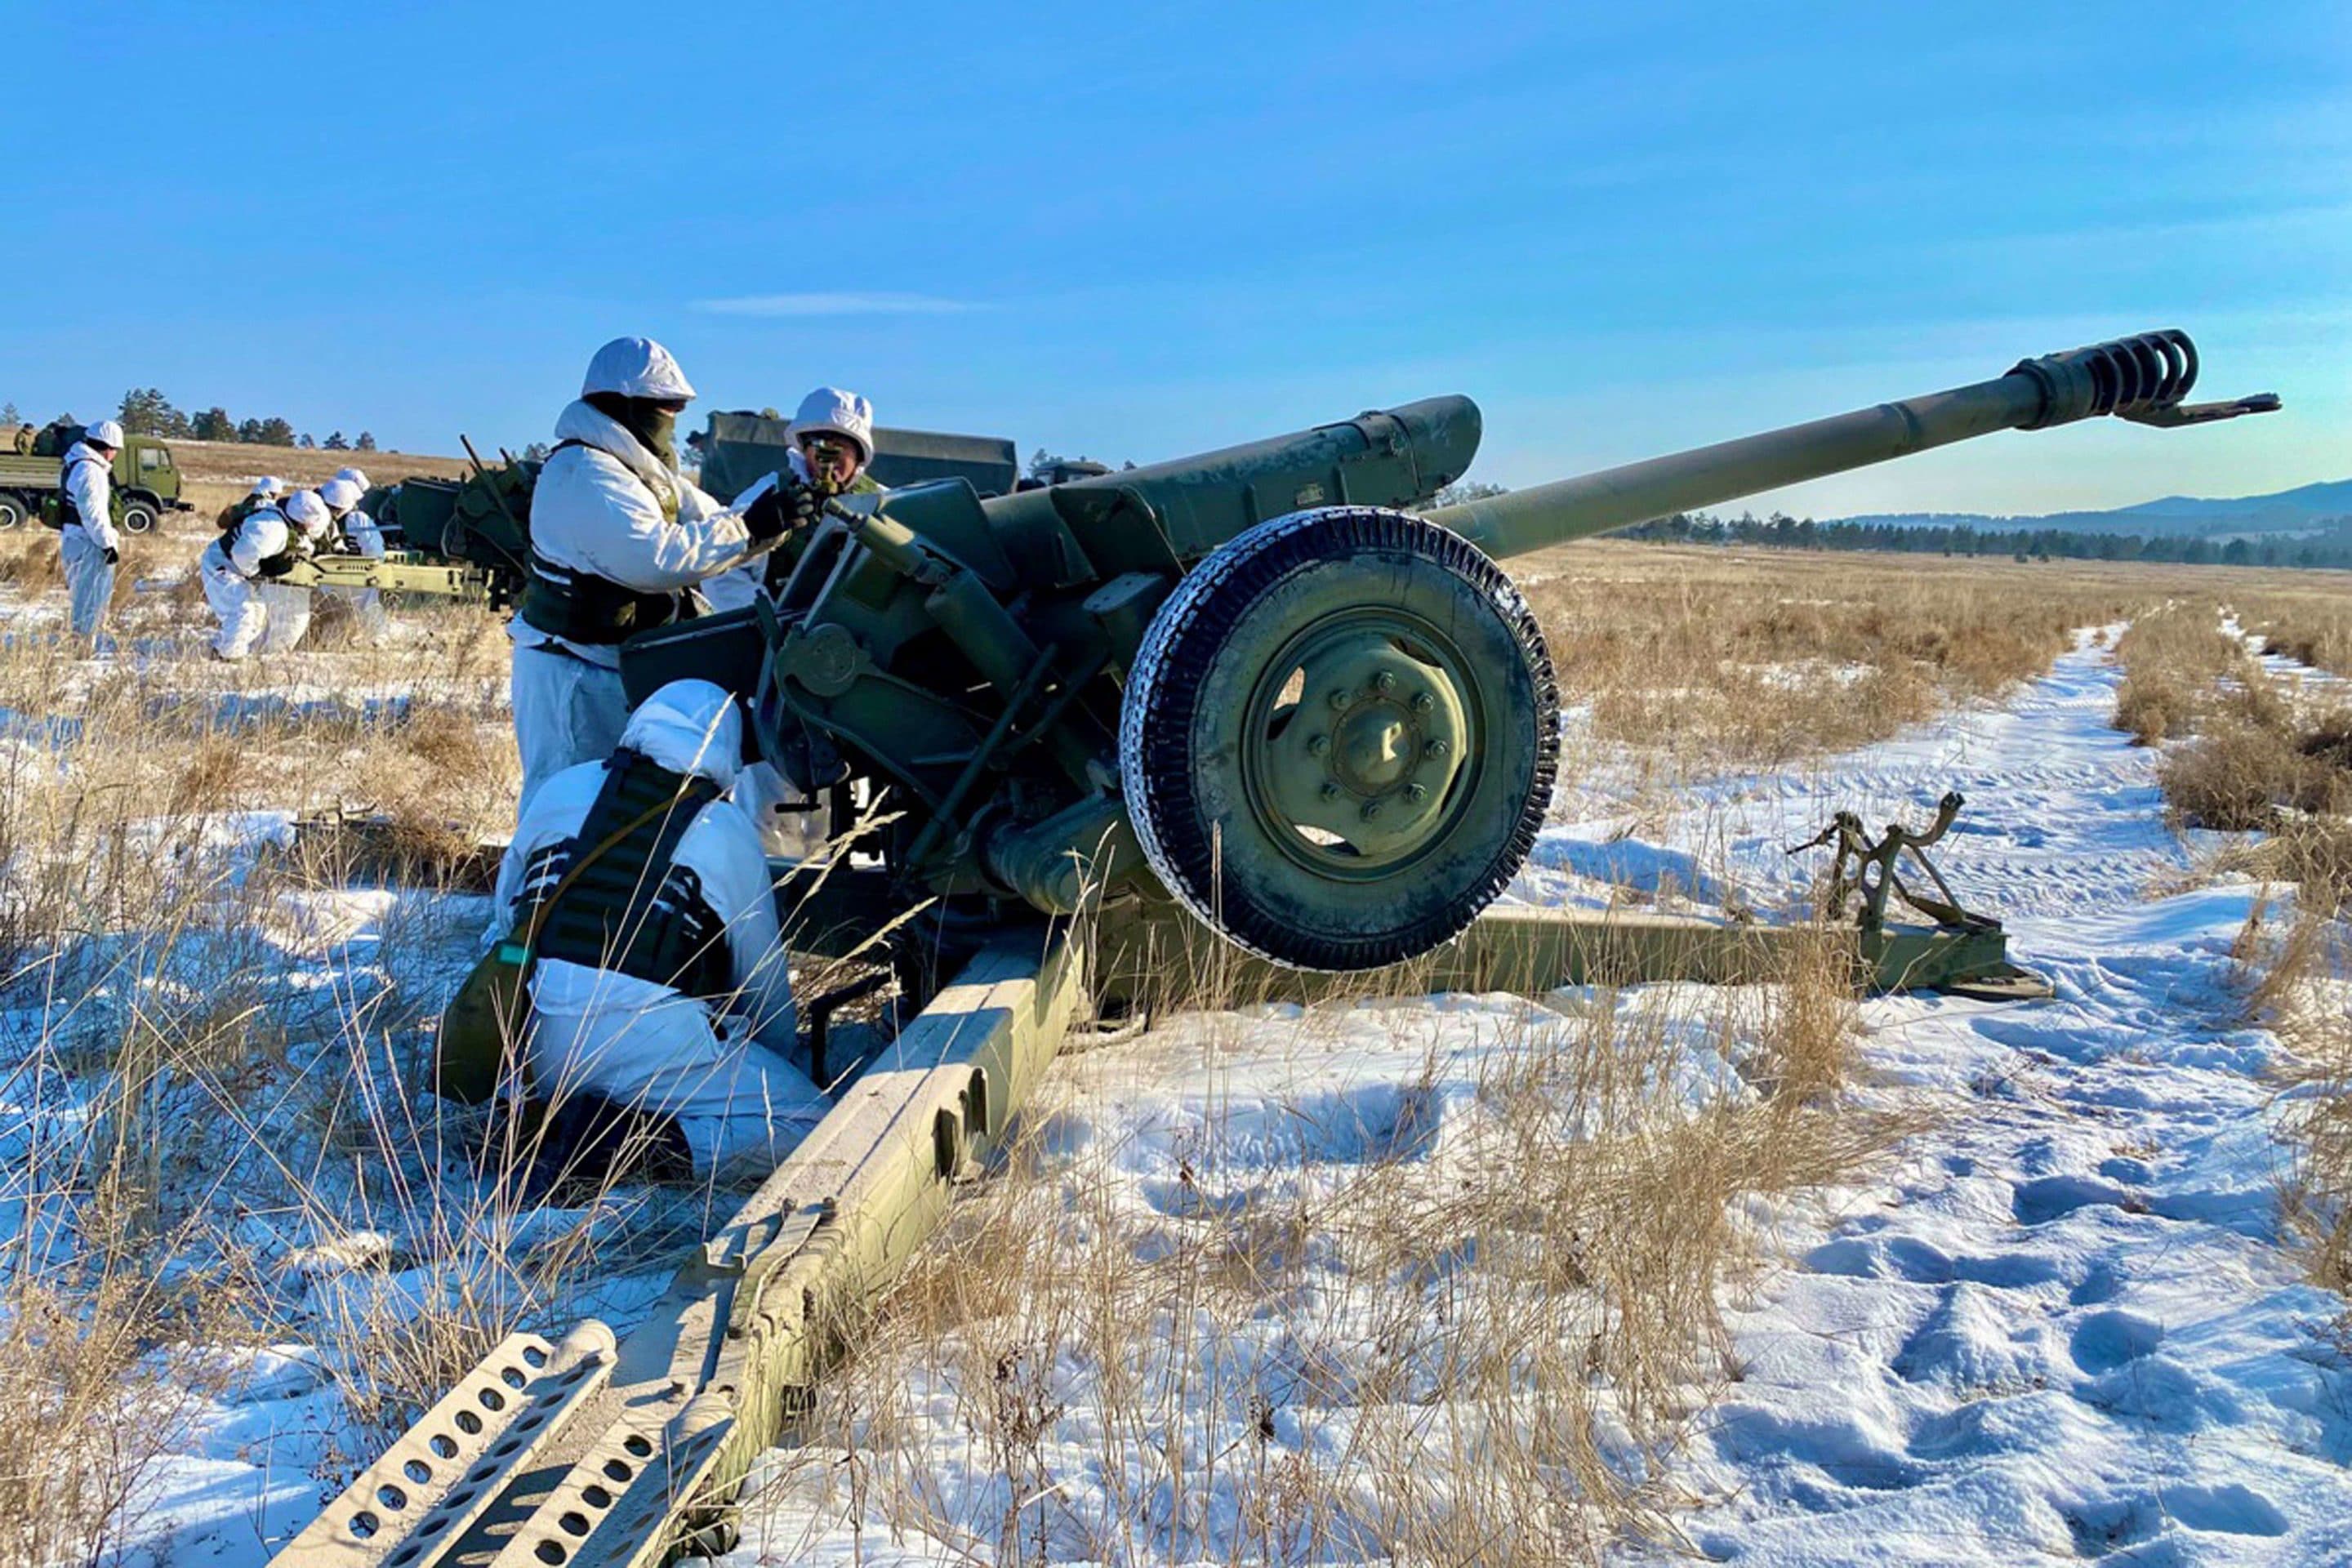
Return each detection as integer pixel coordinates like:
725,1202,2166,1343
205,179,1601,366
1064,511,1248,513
1624,632,2352,1566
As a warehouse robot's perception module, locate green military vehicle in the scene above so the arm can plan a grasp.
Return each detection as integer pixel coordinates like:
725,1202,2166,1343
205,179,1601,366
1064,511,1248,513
694,409,1020,502
0,425,192,533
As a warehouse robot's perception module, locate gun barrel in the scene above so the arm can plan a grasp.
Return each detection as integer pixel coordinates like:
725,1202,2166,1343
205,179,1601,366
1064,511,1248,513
1426,329,2265,559
992,394,1484,562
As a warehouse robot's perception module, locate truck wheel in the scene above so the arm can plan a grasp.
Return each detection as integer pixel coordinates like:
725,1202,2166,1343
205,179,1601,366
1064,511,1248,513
1121,506,1559,972
0,493,26,530
120,499,159,535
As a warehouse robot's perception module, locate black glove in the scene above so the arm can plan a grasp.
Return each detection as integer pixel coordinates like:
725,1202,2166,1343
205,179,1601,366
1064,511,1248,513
742,473,823,543
103,546,119,566
256,555,295,580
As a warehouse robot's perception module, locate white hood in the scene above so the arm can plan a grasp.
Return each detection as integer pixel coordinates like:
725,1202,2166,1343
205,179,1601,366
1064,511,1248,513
552,399,683,510
620,679,743,791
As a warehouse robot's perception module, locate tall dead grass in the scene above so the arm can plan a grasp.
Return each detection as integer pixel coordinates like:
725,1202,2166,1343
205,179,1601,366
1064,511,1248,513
2119,599,2352,1296
746,936,1871,1562
1519,544,2151,791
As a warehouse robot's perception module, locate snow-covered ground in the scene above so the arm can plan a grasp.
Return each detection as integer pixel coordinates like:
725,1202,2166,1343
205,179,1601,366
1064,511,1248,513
729,629,2352,1565
1627,632,2352,1565
25,627,2352,1563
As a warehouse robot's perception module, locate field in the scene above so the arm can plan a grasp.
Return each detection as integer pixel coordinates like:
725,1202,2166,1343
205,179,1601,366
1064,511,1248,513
159,439,474,535
0,532,2347,1565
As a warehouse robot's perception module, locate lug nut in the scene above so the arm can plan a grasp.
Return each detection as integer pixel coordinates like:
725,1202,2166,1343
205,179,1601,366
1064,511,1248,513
1320,781,1341,800
1361,800,1383,821
1328,688,1353,710
1426,738,1450,759
1405,782,1428,803
1307,734,1330,756
1411,691,1433,713
1373,670,1396,693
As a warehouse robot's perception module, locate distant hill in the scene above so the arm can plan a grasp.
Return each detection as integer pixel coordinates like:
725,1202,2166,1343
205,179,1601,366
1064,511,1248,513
1832,478,2352,541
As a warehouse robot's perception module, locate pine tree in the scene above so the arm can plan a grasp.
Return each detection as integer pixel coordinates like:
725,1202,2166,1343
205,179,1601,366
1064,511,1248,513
323,430,350,451
118,387,192,438
355,431,377,452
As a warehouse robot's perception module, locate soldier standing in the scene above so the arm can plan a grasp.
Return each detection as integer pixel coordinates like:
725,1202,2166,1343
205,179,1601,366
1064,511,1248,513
56,420,124,653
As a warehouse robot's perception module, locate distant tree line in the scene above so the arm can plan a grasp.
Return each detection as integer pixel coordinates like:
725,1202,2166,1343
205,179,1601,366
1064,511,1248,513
1622,510,2352,571
86,387,377,452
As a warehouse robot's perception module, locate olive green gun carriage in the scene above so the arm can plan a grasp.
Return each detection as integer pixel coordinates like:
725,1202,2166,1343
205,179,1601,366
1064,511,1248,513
285,331,2274,1568
618,327,2275,982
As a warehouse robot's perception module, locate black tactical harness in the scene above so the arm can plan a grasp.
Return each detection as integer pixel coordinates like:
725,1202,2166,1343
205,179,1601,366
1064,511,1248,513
517,748,733,999
238,511,302,579
51,454,108,533
516,437,684,644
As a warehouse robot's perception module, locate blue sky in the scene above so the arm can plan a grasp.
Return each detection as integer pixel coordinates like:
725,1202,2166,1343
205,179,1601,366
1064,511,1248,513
4,2,2345,518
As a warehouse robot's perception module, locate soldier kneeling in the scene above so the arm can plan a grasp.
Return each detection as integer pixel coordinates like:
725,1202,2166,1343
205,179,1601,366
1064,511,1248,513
488,678,829,1192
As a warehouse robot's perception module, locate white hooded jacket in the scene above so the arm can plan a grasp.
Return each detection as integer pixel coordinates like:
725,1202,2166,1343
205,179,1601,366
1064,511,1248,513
511,400,773,670
60,441,118,552
223,507,293,577
492,680,818,1167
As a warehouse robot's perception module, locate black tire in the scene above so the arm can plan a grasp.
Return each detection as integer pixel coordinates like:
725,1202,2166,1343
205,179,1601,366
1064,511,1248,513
1121,506,1559,971
119,498,160,535
0,492,27,530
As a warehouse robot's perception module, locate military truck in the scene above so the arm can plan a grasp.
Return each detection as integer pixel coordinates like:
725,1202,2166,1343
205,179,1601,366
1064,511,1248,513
695,409,1020,503
0,426,192,532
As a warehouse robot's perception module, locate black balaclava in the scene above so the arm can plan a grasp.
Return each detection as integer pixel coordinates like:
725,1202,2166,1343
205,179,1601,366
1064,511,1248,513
585,392,679,469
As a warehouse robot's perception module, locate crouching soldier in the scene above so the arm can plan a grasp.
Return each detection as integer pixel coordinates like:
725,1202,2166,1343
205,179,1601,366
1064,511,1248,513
488,678,830,1188
319,477,390,644
200,488,299,660
254,489,332,653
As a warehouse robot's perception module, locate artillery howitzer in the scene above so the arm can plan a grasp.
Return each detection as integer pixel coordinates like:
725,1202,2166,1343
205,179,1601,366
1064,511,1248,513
619,327,2275,981
283,331,2273,1568
287,440,538,605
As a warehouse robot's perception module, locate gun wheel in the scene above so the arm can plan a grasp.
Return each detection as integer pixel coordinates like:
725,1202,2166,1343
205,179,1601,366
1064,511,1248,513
1122,506,1558,971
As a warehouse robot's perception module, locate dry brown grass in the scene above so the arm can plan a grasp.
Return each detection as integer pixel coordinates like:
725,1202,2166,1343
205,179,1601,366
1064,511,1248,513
2120,597,2352,1298
1517,544,2163,789
165,439,470,488
2235,586,2352,679
755,948,1878,1562
2106,601,2352,838
2234,894,2352,1294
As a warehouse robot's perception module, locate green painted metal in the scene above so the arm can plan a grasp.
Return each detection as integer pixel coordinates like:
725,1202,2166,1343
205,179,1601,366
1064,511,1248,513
676,330,2269,972
285,551,496,598
1425,330,2279,560
1092,902,2045,1013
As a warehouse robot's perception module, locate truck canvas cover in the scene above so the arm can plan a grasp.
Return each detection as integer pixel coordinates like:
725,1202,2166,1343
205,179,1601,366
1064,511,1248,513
698,411,1018,501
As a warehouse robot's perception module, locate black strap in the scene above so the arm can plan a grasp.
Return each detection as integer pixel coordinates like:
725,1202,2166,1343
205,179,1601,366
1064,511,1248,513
54,455,102,532
525,751,731,996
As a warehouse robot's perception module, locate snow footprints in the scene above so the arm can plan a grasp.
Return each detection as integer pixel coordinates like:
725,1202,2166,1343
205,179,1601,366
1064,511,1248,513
1656,635,2352,1565
2068,1309,2166,1374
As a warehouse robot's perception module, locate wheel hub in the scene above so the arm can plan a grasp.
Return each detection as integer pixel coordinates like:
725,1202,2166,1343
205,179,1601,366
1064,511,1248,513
1259,633,1468,863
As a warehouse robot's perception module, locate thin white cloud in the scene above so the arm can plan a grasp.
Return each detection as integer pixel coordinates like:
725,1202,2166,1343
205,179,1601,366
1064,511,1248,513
690,292,981,318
